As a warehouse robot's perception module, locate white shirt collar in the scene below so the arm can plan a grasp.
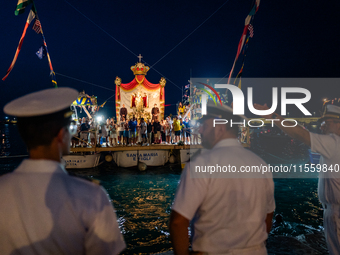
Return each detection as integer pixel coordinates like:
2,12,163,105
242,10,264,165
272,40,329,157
15,159,67,174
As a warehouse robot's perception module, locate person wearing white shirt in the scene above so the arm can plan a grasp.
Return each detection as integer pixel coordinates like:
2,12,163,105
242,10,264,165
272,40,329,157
167,116,173,143
253,103,340,255
118,116,126,145
170,101,275,255
0,88,126,255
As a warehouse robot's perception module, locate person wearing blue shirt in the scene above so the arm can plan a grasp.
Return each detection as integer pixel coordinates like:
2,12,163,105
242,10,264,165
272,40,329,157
128,116,137,145
183,118,191,145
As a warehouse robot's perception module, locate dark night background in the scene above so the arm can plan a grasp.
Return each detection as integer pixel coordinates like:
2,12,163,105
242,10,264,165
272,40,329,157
1,0,340,119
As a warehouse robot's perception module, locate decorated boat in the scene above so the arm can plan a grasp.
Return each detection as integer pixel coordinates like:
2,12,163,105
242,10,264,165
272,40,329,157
62,92,104,169
112,58,169,169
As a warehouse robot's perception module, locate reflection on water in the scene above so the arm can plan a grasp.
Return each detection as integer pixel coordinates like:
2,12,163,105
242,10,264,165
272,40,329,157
70,165,327,255
1,124,11,157
0,124,27,157
273,179,323,234
0,124,328,254
69,166,181,254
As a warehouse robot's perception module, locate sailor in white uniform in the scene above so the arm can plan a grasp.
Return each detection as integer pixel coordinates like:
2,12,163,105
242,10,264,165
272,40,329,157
170,101,275,255
254,103,340,255
0,88,126,255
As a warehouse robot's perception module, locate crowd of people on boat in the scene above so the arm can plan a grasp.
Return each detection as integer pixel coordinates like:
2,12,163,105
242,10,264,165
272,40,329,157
73,114,200,147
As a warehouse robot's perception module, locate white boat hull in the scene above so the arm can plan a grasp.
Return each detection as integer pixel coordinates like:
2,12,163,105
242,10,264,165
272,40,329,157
113,150,169,167
62,154,101,169
138,150,169,166
113,150,138,167
180,148,201,169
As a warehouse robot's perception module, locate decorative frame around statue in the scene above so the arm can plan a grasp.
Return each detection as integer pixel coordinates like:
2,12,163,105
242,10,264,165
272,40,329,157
115,60,165,121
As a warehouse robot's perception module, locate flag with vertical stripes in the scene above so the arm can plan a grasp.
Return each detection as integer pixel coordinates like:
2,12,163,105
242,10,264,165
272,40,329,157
15,0,33,15
2,9,35,81
32,18,42,34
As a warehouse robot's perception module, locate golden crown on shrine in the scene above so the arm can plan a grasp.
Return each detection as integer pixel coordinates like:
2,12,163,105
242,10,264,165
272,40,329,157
131,62,150,75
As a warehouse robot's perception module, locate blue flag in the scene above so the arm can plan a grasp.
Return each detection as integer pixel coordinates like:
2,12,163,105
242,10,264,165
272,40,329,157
36,45,46,59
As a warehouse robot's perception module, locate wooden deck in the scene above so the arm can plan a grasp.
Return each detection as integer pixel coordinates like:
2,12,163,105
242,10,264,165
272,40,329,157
69,142,250,153
70,144,204,153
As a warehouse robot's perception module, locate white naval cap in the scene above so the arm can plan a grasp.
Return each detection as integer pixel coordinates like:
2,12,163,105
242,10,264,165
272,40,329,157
320,104,340,122
4,87,79,118
198,100,248,122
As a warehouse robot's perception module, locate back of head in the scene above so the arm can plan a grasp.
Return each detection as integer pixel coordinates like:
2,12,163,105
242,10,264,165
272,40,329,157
4,87,78,150
201,100,247,136
18,111,72,150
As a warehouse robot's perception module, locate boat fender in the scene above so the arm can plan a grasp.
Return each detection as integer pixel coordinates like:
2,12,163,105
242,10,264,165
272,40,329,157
68,172,101,185
138,162,147,171
169,155,176,164
105,154,113,162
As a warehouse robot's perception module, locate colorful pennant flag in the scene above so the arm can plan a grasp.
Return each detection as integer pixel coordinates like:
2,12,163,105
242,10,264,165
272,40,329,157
15,0,33,15
3,1,57,87
32,18,42,34
36,45,46,59
2,9,35,81
248,24,254,38
185,84,190,89
228,0,260,83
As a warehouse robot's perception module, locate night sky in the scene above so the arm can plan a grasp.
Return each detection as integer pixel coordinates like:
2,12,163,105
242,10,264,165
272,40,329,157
1,0,340,119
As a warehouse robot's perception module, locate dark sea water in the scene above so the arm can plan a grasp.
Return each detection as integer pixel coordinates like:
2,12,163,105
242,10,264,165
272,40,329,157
0,124,328,254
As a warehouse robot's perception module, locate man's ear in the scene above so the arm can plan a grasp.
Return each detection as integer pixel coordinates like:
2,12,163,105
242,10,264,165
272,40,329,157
215,123,225,137
56,127,66,143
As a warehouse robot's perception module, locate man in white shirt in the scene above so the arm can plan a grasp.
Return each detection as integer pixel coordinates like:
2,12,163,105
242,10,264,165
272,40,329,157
254,103,340,255
170,101,275,255
167,116,173,143
118,116,126,145
0,88,126,255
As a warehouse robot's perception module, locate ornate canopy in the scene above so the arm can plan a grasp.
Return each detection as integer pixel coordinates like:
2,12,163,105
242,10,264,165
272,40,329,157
115,61,166,120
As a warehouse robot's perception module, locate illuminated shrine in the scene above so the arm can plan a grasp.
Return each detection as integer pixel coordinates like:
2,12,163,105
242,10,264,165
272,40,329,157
115,59,166,121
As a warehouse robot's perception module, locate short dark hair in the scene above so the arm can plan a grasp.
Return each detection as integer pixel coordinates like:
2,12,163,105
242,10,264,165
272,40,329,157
17,109,71,150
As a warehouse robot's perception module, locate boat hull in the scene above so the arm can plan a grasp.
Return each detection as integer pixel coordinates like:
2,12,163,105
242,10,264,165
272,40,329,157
113,150,169,167
180,148,201,169
62,154,101,169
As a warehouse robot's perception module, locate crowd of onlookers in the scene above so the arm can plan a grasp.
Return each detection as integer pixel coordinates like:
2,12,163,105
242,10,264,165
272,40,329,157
72,115,200,147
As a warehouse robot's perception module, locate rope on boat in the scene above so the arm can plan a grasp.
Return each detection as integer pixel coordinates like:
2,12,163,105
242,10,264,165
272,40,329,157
72,134,94,147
